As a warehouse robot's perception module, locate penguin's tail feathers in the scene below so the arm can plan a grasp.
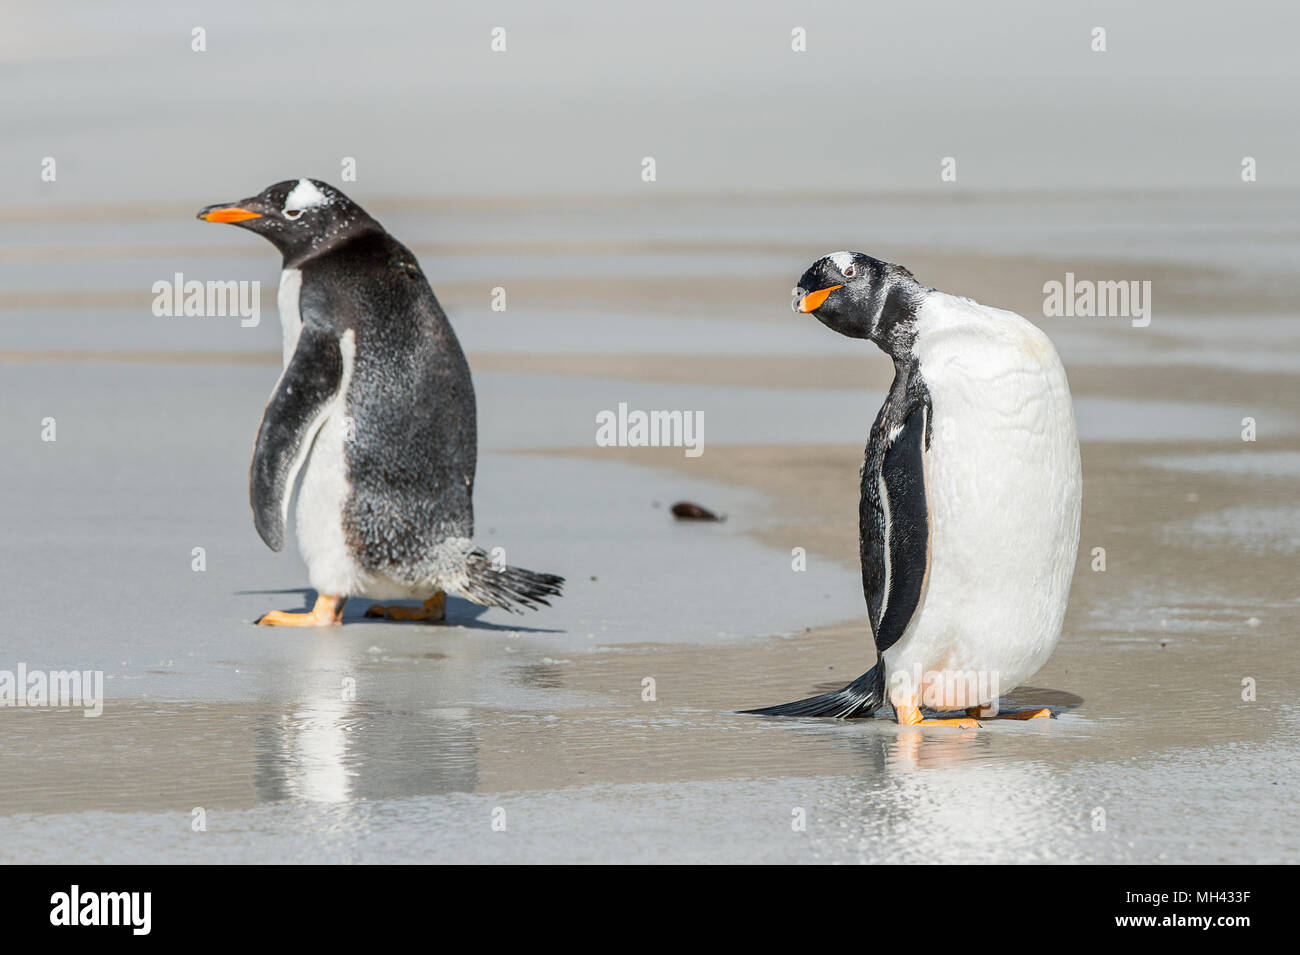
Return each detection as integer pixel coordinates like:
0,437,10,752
458,548,564,614
741,661,887,719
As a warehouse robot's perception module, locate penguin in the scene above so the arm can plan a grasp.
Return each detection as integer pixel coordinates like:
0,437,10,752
745,252,1081,725
198,179,562,626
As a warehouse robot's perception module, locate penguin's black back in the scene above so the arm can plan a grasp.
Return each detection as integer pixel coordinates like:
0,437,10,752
299,229,476,578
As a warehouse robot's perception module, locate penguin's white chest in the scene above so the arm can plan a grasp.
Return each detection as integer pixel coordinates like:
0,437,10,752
883,294,1082,709
277,268,304,367
277,267,354,592
291,330,364,597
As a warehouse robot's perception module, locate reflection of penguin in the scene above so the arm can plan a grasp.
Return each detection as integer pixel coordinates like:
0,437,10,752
747,252,1081,725
251,702,480,805
199,180,562,626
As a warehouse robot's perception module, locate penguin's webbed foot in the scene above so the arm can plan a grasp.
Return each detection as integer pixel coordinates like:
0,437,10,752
894,702,981,729
966,706,1052,720
364,591,446,623
257,594,346,627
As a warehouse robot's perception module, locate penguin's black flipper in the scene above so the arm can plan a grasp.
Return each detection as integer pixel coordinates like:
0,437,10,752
866,402,931,654
250,326,344,552
743,402,931,719
740,661,886,718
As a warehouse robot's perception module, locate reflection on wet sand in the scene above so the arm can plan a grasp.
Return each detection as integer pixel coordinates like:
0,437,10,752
251,702,480,806
0,645,1293,863
250,637,481,806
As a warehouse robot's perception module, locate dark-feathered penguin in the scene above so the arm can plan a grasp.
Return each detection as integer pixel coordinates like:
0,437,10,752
198,179,562,626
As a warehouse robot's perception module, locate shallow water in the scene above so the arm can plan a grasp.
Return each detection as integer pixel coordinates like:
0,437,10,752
3,697,1295,863
0,363,871,697
2,189,1298,863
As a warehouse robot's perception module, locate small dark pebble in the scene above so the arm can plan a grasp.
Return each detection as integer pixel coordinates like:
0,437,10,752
671,501,723,521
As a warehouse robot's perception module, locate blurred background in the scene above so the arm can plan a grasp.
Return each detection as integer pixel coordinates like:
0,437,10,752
2,0,1297,357
4,0,1300,197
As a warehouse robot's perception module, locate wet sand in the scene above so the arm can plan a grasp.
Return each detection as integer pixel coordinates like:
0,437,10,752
1,193,1297,863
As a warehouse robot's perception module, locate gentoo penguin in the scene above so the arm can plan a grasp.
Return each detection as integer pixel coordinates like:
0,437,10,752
746,252,1081,725
198,179,562,625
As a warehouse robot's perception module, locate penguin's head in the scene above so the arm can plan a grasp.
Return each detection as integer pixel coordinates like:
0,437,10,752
792,251,920,348
197,179,377,262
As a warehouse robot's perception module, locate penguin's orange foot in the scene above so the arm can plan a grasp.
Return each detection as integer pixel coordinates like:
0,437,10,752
257,594,346,627
966,706,1052,720
894,702,981,729
364,591,446,623
921,717,982,729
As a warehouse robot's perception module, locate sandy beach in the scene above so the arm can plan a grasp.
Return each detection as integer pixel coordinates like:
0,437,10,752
0,187,1296,863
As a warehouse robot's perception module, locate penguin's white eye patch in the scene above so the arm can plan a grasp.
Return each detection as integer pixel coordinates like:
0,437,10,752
828,250,856,277
283,178,328,218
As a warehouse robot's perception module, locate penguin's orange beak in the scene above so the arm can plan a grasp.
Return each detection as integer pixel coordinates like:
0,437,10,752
795,285,842,313
198,205,262,223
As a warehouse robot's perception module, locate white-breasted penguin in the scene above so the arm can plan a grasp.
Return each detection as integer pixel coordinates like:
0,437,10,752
198,179,563,626
745,253,1081,725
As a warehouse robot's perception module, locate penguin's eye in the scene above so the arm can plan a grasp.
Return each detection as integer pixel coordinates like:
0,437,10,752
284,208,303,220
843,263,856,278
